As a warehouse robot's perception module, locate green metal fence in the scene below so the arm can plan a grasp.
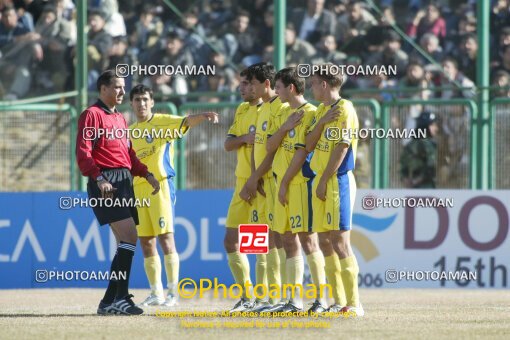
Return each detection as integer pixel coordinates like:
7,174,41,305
1,98,503,191
490,98,510,189
178,102,240,189
381,99,477,189
350,99,381,189
0,104,77,191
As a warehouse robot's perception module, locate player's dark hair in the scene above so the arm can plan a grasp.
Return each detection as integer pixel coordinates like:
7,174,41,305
407,60,424,69
89,8,106,20
427,1,441,10
275,67,305,95
1,5,15,15
184,6,199,17
286,23,296,32
349,0,363,8
442,56,458,69
493,70,510,81
166,31,181,41
236,9,250,18
501,26,510,37
141,4,154,15
461,33,477,44
312,63,343,89
130,84,154,101
246,62,276,89
239,67,251,79
96,70,118,92
415,111,438,138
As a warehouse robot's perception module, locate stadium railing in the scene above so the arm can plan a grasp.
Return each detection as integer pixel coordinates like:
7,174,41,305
1,99,498,191
178,102,241,190
490,98,510,189
0,103,78,191
381,99,478,189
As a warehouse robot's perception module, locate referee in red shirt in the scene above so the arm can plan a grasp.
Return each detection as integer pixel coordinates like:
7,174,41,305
76,70,160,315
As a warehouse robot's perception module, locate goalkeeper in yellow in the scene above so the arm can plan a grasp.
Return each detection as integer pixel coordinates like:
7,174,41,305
264,67,327,313
129,84,218,307
305,64,364,317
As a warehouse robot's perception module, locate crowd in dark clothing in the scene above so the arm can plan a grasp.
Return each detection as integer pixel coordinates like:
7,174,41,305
0,0,508,101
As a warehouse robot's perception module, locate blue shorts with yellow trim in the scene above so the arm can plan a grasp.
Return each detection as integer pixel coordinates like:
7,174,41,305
312,171,356,233
273,177,313,234
134,177,176,237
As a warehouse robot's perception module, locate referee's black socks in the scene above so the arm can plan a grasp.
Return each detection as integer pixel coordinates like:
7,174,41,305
115,241,136,300
102,251,119,304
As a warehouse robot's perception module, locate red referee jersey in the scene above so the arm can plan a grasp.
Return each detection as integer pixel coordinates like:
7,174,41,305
76,99,148,180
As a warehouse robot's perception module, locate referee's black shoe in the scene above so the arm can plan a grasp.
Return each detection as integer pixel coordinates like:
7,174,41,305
97,300,116,315
111,294,144,315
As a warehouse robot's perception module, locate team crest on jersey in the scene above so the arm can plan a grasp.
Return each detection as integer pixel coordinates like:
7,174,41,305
262,121,267,131
146,135,153,143
249,125,256,133
289,128,296,138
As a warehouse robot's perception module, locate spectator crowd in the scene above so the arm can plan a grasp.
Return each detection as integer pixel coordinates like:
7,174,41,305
0,0,508,101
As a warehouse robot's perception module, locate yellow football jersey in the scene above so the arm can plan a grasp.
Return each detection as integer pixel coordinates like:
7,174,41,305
253,96,288,170
227,102,261,178
270,102,316,184
129,113,188,186
308,98,359,175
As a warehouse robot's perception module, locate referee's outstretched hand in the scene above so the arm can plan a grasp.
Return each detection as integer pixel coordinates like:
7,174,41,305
146,175,160,195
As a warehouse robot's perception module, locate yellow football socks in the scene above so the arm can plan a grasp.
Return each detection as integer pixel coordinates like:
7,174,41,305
164,252,179,296
255,254,268,300
340,255,360,307
306,251,327,304
285,255,304,308
266,248,281,304
227,251,251,297
144,255,163,296
325,254,346,306
277,247,287,291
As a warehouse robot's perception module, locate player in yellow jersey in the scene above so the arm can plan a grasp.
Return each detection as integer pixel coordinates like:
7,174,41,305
264,67,327,313
128,84,218,307
237,62,288,311
305,64,364,317
224,68,263,313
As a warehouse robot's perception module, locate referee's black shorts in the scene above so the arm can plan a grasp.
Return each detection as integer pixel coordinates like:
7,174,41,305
87,168,139,226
